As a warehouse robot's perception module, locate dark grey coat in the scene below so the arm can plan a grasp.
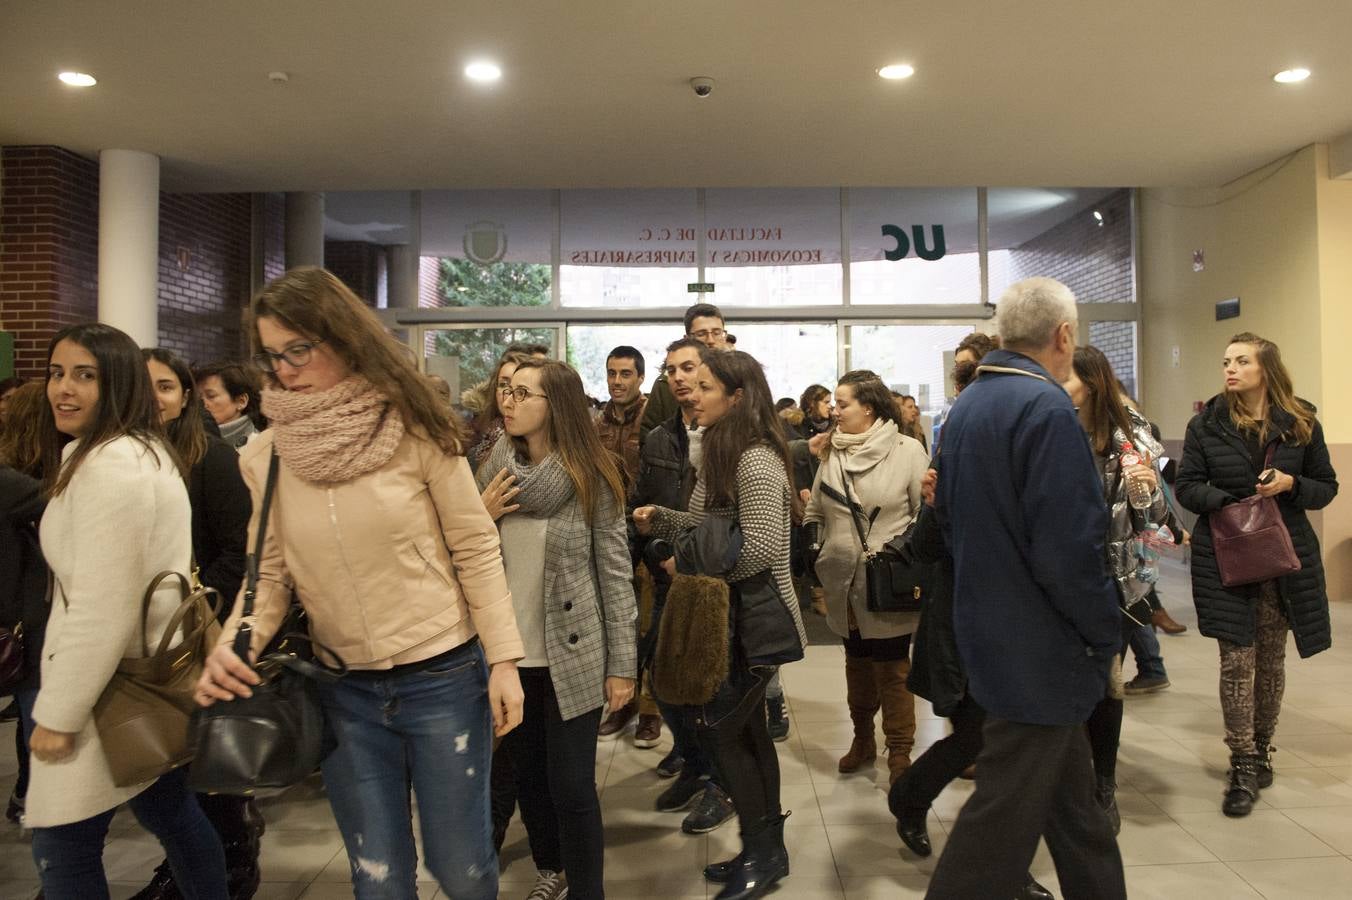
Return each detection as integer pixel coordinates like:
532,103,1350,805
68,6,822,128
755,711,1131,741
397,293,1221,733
1176,395,1338,657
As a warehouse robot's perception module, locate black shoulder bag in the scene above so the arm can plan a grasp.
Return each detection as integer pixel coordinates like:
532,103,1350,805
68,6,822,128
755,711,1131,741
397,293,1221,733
837,458,928,614
189,451,347,795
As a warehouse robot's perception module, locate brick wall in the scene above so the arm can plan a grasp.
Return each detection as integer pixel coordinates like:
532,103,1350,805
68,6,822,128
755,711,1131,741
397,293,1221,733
261,192,286,284
1089,320,1138,399
1010,188,1134,302
325,240,383,306
158,192,252,365
0,146,99,376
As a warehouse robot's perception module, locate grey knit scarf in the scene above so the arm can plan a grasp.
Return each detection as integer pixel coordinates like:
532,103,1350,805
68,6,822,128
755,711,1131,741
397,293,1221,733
482,436,575,519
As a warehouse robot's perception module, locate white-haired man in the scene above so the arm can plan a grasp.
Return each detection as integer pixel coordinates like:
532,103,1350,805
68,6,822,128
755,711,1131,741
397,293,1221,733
926,278,1126,899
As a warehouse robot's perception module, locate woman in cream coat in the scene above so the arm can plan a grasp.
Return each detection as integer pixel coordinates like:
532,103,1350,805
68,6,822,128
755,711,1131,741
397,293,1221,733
30,323,227,898
804,370,929,786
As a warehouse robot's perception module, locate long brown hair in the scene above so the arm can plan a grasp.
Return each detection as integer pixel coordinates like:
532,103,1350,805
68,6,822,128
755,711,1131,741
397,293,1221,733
251,267,465,454
698,349,802,520
40,323,174,497
1226,332,1315,445
473,346,538,433
145,348,209,472
0,382,48,477
1072,346,1136,457
510,358,625,524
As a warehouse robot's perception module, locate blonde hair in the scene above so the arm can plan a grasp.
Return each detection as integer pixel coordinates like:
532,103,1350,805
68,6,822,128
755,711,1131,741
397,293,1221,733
1226,332,1314,445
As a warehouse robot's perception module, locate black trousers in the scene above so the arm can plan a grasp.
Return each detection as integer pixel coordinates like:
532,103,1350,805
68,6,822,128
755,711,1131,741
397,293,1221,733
889,693,984,818
926,716,1126,900
696,662,779,831
502,667,606,899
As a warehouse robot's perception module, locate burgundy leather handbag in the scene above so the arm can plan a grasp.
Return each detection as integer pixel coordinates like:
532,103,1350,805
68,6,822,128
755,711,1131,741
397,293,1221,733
1210,449,1302,588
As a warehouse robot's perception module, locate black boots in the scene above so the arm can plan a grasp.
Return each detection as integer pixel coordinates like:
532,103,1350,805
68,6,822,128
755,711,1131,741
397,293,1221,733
1095,774,1121,835
765,694,790,742
1254,733,1276,788
1019,874,1055,899
1223,752,1261,818
706,812,790,899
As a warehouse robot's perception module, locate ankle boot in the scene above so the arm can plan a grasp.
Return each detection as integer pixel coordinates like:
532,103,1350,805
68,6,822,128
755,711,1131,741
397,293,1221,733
1095,774,1120,835
1253,733,1276,788
128,861,180,900
224,836,262,899
838,654,879,773
1223,752,1261,818
1018,874,1055,900
714,812,790,900
1151,607,1187,635
875,658,916,786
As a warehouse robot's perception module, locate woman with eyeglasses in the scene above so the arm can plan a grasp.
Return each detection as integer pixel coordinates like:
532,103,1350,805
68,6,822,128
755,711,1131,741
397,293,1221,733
475,359,637,900
195,267,526,899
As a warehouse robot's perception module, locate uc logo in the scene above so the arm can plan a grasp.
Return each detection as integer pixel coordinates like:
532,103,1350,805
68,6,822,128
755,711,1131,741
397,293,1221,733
881,225,946,261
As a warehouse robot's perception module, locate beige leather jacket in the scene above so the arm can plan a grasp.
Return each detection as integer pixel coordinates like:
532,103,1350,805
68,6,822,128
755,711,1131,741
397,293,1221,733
220,429,524,669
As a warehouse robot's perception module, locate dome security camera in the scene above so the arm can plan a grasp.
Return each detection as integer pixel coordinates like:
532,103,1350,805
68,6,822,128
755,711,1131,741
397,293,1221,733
689,76,715,97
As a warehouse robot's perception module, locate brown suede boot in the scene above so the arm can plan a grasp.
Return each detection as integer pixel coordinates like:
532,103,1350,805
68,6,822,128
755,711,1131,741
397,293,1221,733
877,658,917,786
838,653,879,773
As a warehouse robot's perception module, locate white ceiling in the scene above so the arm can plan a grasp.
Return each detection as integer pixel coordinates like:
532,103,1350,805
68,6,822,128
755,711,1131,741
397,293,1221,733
2,1,1350,193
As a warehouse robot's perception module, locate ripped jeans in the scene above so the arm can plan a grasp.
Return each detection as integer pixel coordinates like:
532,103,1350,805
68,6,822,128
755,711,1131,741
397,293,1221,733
319,639,497,900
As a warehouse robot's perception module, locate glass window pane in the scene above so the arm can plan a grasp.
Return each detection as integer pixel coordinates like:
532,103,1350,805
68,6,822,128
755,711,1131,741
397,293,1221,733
727,322,838,401
560,189,699,307
422,326,558,403
564,323,676,402
988,188,1134,302
849,189,981,305
420,190,554,308
704,189,842,306
847,324,975,413
1088,321,1139,400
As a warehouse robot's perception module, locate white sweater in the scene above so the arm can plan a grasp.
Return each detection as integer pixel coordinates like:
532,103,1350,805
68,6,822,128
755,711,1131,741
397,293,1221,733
29,435,193,827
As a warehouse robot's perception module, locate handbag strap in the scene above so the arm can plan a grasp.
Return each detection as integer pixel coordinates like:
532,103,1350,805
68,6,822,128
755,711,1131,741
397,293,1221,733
234,451,282,659
836,455,874,556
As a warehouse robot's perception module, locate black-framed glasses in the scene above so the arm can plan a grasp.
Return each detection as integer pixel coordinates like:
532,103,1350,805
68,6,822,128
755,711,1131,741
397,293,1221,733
252,340,325,373
689,327,726,341
500,385,548,404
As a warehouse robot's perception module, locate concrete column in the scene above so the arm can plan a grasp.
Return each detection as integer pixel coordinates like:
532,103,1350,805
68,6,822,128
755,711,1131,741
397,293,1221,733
387,191,422,310
285,192,325,268
97,149,160,347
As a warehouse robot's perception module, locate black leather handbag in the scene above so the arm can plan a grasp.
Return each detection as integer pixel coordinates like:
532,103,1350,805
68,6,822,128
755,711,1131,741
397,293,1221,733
188,452,346,795
839,461,929,614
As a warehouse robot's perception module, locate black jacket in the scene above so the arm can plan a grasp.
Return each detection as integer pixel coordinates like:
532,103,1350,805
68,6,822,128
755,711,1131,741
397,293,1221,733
905,503,965,716
189,436,251,619
1176,395,1338,657
0,467,49,693
632,411,696,566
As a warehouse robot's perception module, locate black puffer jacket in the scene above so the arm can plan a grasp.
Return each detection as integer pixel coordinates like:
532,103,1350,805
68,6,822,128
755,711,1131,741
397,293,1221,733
0,467,49,694
1176,395,1338,657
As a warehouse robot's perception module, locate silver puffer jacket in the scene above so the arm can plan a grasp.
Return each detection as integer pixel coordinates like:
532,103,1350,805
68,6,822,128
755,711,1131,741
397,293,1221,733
1095,409,1169,609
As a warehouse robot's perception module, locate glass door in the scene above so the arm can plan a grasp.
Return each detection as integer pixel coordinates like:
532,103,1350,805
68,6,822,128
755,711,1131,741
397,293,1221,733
417,324,562,402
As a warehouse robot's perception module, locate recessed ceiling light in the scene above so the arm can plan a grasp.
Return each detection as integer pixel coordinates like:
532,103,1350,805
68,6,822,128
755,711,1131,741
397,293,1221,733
465,61,502,83
1273,67,1311,84
1092,210,1105,225
877,64,915,80
58,71,97,87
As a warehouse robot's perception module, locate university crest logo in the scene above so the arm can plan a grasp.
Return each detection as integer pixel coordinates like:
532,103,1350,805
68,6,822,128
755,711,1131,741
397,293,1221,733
463,221,508,265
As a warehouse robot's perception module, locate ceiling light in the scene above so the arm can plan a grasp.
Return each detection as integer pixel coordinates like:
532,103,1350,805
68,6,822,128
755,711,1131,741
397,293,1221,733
1092,210,1105,226
877,64,915,80
465,61,502,83
1273,68,1310,84
58,71,97,87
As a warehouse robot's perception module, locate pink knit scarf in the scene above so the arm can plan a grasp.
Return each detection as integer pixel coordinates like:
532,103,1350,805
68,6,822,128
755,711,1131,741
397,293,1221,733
262,376,404,483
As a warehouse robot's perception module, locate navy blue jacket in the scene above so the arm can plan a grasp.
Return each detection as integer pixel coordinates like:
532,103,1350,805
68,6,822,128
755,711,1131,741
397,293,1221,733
934,350,1120,726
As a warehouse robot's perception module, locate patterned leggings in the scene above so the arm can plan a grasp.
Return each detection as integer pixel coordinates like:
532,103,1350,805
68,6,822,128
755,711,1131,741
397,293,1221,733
1218,582,1288,754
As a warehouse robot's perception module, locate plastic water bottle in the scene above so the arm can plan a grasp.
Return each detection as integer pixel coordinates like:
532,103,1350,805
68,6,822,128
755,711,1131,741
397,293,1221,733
1120,443,1153,511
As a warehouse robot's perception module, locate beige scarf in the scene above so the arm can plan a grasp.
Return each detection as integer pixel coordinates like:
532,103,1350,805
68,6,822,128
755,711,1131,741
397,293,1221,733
262,376,404,483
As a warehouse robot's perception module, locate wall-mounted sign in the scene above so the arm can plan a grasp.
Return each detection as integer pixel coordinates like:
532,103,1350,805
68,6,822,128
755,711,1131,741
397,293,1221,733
1216,297,1240,321
687,282,715,293
881,225,947,261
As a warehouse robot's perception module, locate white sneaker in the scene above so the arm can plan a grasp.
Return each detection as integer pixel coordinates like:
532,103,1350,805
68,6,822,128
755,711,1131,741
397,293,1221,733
525,869,569,900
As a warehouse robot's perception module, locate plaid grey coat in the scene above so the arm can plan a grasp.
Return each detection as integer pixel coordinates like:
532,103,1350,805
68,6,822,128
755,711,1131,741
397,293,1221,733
477,438,638,720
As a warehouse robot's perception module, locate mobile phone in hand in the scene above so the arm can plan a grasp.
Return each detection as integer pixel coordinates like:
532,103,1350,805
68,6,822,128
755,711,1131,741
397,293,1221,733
1259,468,1277,485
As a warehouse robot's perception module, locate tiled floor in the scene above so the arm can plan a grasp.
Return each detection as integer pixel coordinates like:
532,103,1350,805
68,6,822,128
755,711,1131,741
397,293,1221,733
1,558,1350,898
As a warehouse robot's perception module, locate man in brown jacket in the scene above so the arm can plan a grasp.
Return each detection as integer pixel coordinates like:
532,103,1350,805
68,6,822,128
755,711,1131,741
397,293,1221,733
594,345,660,745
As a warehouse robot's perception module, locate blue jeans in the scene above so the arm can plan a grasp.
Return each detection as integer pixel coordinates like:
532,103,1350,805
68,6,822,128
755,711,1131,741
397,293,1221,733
319,639,496,900
31,766,226,900
1128,623,1168,680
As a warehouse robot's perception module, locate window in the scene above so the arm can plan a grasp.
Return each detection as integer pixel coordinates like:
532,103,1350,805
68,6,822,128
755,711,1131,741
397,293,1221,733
849,189,981,305
846,324,975,413
421,326,559,403
564,324,676,401
727,322,838,401
987,188,1134,302
420,190,554,308
560,189,699,307
704,189,842,306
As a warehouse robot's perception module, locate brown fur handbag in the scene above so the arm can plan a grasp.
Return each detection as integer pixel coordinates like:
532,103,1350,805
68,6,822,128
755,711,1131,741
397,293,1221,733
651,573,730,705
